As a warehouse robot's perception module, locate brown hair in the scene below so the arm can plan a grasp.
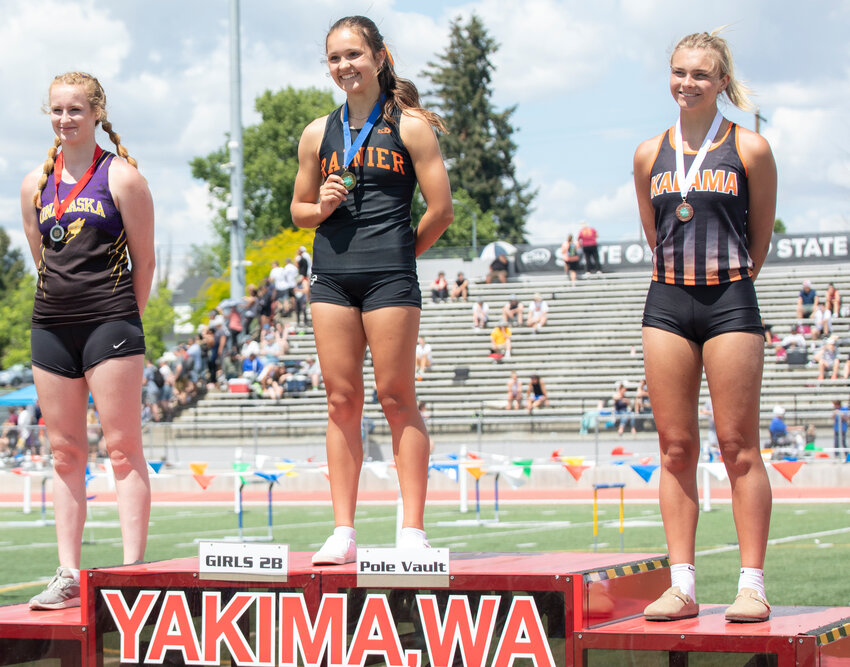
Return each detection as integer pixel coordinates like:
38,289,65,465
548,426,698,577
33,72,138,209
671,30,755,112
327,16,447,132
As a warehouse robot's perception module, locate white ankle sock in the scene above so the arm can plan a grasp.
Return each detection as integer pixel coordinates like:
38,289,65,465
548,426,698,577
400,527,427,541
333,526,355,541
738,567,765,599
670,563,696,600
66,568,81,583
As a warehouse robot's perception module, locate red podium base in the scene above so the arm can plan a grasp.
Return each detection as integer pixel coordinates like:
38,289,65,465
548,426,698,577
0,553,847,666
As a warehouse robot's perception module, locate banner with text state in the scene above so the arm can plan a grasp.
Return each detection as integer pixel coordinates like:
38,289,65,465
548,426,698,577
513,233,850,274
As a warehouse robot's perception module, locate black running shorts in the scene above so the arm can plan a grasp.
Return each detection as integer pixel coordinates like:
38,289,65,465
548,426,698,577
309,271,421,311
642,279,763,344
31,317,146,379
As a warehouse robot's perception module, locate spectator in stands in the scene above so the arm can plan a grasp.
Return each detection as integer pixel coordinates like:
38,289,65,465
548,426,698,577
502,294,523,326
526,293,549,332
506,371,523,410
472,299,490,330
186,336,204,384
612,382,635,435
812,303,831,341
293,275,310,328
430,272,449,303
824,282,841,317
256,281,275,333
296,246,311,279
796,279,818,321
450,272,469,301
241,348,264,382
634,377,651,415
578,222,602,274
814,337,840,380
300,355,322,391
242,285,259,341
221,349,242,385
415,336,432,379
700,397,718,459
561,233,580,286
486,254,509,283
767,405,804,448
490,321,512,360
761,318,773,346
226,303,244,351
526,374,549,412
634,31,776,622
833,400,848,457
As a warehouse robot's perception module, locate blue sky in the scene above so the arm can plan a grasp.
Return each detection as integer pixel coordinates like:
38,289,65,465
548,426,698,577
1,0,848,280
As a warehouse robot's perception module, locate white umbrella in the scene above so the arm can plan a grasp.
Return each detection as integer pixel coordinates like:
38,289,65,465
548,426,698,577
479,241,517,264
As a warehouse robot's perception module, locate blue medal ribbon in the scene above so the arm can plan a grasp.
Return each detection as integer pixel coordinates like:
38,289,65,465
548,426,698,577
342,94,385,170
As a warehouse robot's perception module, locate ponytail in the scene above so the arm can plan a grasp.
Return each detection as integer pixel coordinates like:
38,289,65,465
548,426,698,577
33,137,61,209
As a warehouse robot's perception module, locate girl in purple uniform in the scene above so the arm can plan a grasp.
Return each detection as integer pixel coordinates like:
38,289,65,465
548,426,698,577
21,72,155,609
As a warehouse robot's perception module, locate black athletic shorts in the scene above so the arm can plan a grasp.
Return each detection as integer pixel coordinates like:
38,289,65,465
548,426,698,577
309,270,421,311
31,317,146,379
642,279,763,344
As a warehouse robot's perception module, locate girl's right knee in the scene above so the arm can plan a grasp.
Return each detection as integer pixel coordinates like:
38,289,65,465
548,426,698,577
326,389,364,424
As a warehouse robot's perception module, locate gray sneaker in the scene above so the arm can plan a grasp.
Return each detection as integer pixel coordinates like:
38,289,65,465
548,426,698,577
28,567,81,610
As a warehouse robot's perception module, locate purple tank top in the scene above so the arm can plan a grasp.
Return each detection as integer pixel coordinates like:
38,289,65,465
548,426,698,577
33,150,140,327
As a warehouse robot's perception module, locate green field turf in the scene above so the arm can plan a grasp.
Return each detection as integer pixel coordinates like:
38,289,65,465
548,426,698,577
0,501,848,608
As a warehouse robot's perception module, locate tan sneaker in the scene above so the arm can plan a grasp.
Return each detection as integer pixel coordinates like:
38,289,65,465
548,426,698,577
725,588,770,622
643,586,699,621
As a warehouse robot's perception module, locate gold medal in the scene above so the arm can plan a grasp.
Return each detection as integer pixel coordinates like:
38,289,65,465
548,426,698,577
675,200,694,222
340,170,356,191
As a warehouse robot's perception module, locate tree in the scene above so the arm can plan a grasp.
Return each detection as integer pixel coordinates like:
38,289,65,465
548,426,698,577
774,218,786,234
423,14,536,243
0,228,26,302
142,282,177,362
0,273,35,366
429,188,497,252
190,86,337,265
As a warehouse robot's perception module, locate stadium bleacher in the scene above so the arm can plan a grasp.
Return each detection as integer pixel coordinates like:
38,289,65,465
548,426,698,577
168,263,850,442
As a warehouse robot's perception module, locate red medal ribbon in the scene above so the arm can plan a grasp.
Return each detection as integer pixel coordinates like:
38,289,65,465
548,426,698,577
53,145,103,222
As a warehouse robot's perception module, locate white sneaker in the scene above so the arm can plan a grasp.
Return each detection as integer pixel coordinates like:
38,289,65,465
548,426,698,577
312,534,357,565
397,532,431,549
29,567,81,610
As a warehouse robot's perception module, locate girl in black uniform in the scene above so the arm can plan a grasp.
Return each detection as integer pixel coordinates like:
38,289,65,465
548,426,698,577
21,73,155,609
291,16,452,565
633,32,776,622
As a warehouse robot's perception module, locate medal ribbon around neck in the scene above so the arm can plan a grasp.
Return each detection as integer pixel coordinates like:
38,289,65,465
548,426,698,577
674,109,723,221
51,145,103,240
340,95,385,190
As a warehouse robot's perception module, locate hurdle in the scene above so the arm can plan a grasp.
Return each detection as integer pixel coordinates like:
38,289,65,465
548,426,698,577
212,472,279,542
593,482,625,552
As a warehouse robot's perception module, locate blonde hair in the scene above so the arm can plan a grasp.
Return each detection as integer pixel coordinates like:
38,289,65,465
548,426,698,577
671,29,755,112
327,16,447,133
33,72,138,209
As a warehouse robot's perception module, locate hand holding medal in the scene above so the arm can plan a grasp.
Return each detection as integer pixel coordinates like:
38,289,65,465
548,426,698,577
334,95,385,191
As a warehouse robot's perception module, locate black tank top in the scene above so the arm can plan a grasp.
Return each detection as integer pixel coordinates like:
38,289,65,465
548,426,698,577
314,106,417,274
33,151,139,327
649,122,752,286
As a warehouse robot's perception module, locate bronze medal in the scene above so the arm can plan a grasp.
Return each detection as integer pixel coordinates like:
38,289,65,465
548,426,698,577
675,200,694,222
340,170,356,191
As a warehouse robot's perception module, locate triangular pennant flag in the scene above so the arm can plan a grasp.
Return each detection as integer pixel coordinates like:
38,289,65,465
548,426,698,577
193,473,215,490
771,460,804,483
318,465,330,481
631,464,658,483
254,471,281,483
611,446,629,456
255,454,268,469
503,467,528,489
550,449,562,461
430,463,459,483
232,462,250,472
11,467,25,475
512,458,533,477
276,462,296,472
564,464,589,482
466,466,486,480
148,461,164,475
563,456,585,466
190,462,208,476
639,456,653,465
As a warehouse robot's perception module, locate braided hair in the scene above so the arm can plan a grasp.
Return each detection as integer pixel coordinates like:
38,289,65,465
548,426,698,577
33,72,138,209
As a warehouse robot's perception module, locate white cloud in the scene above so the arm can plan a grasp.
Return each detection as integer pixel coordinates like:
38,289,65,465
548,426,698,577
584,180,638,224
